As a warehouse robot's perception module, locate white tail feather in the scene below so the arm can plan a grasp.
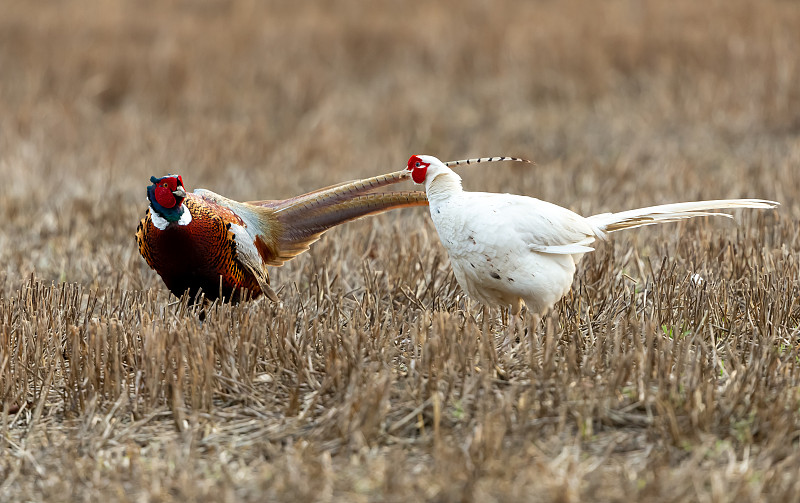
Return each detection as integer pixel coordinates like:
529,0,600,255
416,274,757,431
445,156,531,167
587,199,779,235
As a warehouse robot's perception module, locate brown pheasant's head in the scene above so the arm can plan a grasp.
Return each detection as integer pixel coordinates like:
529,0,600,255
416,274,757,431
147,175,188,223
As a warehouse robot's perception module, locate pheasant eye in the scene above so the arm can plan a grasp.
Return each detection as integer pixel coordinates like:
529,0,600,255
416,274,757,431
407,155,424,171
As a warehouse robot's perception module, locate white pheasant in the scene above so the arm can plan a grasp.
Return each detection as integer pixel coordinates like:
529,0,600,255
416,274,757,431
405,154,778,316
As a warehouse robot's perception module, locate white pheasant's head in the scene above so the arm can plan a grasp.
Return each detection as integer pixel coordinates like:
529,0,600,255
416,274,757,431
406,155,450,185
147,174,188,223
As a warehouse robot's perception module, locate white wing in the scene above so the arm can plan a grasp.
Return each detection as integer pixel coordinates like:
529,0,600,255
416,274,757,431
459,192,598,255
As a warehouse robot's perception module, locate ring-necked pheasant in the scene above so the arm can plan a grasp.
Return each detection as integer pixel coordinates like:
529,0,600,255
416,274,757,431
136,170,427,302
405,154,779,316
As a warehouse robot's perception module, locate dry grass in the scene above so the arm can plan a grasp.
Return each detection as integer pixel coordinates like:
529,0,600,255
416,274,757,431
1,0,800,501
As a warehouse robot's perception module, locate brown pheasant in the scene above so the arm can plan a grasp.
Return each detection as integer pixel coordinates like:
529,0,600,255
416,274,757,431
135,170,426,302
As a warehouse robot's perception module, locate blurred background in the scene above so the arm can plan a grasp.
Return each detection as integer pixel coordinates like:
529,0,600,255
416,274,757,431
0,0,797,289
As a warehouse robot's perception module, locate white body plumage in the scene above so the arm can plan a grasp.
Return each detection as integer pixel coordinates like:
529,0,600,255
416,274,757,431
408,155,778,315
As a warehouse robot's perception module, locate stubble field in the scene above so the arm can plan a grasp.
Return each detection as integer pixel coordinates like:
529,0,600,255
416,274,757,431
1,0,800,501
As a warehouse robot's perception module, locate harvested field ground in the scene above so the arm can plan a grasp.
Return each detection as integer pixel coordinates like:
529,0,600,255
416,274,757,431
2,0,800,501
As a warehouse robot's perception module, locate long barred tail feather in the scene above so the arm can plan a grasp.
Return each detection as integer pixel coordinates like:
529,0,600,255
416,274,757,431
271,190,428,264
445,156,532,167
254,169,412,212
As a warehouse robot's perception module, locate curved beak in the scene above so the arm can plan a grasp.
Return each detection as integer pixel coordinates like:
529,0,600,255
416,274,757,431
172,186,187,199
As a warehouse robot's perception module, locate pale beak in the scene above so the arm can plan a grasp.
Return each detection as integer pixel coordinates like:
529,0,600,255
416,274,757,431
172,187,187,198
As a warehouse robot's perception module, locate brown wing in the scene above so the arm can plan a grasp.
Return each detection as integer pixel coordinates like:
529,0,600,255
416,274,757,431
183,194,279,301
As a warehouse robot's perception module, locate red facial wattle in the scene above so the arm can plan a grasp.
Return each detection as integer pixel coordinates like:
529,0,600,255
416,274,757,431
154,185,178,208
412,166,427,184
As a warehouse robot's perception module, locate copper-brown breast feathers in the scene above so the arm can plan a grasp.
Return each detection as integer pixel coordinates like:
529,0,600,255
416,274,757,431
135,196,264,299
